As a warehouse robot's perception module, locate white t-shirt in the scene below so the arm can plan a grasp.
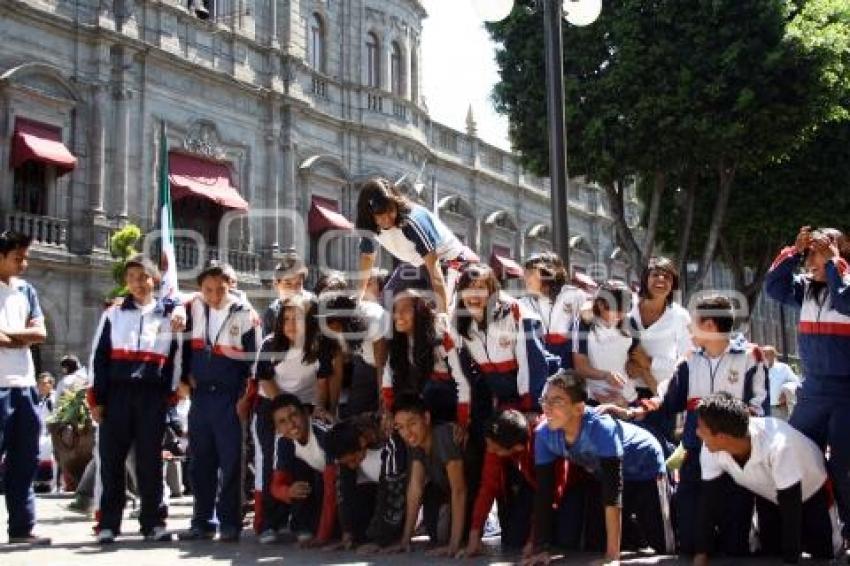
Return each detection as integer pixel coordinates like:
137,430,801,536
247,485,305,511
206,300,233,345
358,300,389,367
767,362,800,406
575,319,638,403
259,347,320,405
294,425,327,473
700,417,827,505
357,448,383,484
0,277,42,388
629,302,692,388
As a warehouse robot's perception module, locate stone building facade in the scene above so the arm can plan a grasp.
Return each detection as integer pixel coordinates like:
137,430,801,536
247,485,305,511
0,0,636,370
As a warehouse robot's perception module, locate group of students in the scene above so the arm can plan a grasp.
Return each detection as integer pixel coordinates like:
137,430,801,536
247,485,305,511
1,180,849,564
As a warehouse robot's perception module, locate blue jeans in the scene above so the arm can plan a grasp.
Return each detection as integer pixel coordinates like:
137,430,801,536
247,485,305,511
0,387,40,537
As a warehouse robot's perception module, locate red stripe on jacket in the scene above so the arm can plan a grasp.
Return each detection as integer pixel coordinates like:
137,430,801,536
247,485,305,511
109,349,167,365
798,321,850,337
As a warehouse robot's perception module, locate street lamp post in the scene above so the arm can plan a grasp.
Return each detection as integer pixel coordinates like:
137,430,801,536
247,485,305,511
542,0,571,271
475,0,601,274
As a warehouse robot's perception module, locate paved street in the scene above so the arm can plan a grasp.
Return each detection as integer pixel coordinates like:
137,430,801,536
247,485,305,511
0,494,823,565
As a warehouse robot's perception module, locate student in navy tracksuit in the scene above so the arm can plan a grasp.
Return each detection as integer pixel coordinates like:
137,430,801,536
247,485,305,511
324,416,409,551
355,177,466,314
522,252,587,377
452,263,560,525
453,263,560,418
765,226,850,536
0,231,49,546
605,295,767,555
252,294,329,543
267,393,337,545
179,261,260,542
89,255,181,543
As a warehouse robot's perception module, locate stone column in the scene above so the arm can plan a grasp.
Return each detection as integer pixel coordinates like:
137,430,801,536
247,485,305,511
112,86,131,220
270,0,279,48
90,84,107,219
280,105,298,250
403,39,412,100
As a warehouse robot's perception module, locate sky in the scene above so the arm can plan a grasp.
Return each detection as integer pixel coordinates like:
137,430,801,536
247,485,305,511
420,0,512,151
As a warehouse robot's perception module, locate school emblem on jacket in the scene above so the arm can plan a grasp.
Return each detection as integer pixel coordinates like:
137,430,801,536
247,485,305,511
498,335,513,350
229,324,240,338
728,369,739,384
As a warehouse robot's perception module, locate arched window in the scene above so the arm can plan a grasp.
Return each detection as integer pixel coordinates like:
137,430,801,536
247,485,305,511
410,45,419,102
309,13,325,72
390,41,403,95
366,32,380,88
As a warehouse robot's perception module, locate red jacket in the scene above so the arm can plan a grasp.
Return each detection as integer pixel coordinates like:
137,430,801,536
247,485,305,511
470,433,568,533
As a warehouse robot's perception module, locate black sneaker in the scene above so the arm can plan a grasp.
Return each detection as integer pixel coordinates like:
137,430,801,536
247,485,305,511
177,528,214,541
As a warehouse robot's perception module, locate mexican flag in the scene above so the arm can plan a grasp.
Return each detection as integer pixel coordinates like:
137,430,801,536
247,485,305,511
158,121,179,299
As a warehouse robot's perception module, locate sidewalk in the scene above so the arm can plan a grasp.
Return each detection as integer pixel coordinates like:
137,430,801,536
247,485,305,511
0,494,803,565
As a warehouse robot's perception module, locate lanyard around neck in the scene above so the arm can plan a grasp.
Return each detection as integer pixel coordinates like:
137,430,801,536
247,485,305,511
204,303,235,349
530,295,554,334
707,353,727,392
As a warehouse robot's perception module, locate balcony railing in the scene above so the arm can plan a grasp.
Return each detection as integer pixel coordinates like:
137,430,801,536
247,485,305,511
5,212,68,248
174,239,259,276
367,92,383,112
392,100,408,119
311,76,328,99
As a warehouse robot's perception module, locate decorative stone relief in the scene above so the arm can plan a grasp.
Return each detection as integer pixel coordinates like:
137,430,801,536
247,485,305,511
389,16,409,34
365,7,386,25
183,119,226,160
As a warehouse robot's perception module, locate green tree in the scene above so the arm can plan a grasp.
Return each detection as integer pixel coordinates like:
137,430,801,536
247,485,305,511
655,117,850,313
106,224,142,300
488,0,850,290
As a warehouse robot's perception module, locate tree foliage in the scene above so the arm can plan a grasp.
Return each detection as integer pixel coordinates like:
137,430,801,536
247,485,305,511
107,223,142,300
488,0,850,306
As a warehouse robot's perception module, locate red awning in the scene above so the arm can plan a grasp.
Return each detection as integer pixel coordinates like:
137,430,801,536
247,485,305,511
169,152,248,211
10,118,77,175
308,196,353,236
572,271,599,291
490,251,523,279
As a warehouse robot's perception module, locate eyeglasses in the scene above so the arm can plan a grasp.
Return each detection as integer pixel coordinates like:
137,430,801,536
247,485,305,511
538,396,568,409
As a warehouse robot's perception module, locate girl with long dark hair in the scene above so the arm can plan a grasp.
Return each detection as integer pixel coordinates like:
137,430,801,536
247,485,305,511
252,295,328,542
355,177,466,314
453,263,558,416
381,290,470,426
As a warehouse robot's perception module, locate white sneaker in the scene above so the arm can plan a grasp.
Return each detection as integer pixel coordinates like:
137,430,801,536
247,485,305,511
144,526,173,542
97,529,116,544
258,529,277,544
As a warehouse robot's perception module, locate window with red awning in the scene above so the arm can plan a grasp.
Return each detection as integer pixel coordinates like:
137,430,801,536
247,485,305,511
168,152,248,211
308,195,353,236
10,117,77,176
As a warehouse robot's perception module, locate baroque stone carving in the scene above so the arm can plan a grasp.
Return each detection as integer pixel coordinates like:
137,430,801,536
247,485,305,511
365,7,386,25
183,119,226,159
